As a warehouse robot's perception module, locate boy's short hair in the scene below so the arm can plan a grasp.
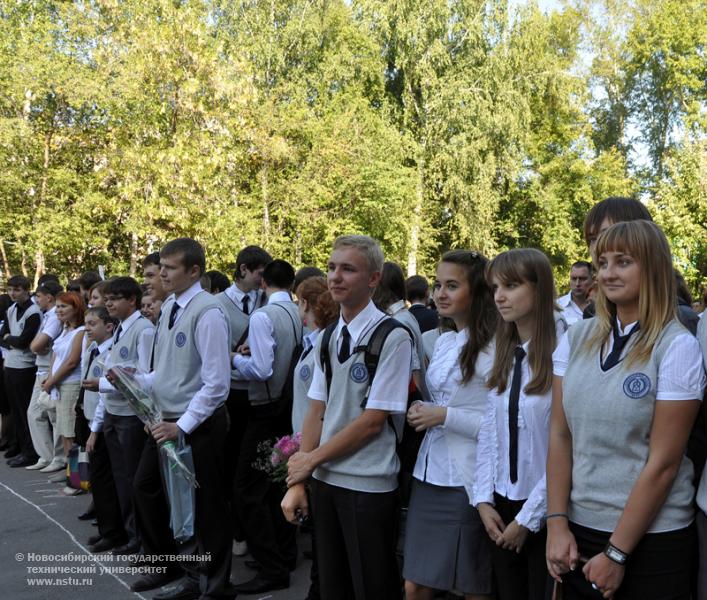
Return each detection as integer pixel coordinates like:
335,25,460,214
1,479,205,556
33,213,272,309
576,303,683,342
78,271,102,290
104,276,143,306
38,273,60,286
234,246,272,280
161,238,206,275
206,270,230,293
294,266,325,292
583,197,652,244
332,235,384,273
570,260,593,274
405,275,429,302
36,281,63,297
142,252,161,268
7,275,31,290
86,305,119,328
262,259,295,290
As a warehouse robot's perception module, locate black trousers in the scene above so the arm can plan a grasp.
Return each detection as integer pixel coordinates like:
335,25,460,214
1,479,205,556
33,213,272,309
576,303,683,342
103,412,147,544
224,387,249,541
134,407,233,598
4,366,38,460
490,493,548,600
234,403,296,580
561,521,694,600
312,479,401,600
89,432,126,543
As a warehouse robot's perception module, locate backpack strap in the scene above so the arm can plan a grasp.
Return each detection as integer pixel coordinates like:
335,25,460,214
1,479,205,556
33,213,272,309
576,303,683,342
263,302,303,402
319,322,338,397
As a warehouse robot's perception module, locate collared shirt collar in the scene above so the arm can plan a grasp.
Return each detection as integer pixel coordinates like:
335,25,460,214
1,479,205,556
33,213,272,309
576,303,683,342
558,292,573,308
455,327,469,348
335,300,386,346
304,328,320,351
174,280,205,308
615,317,638,336
119,309,143,331
95,337,112,354
387,299,407,316
267,290,292,304
225,282,258,305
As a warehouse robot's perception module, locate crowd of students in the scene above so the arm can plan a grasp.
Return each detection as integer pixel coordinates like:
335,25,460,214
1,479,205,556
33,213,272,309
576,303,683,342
0,195,706,600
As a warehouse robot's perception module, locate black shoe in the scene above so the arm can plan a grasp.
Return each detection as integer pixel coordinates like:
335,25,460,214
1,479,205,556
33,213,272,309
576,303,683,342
152,579,200,600
0,441,9,451
233,575,289,594
4,447,20,459
130,569,182,593
87,534,102,546
90,537,122,553
77,509,96,521
112,540,140,556
244,559,262,571
9,455,35,468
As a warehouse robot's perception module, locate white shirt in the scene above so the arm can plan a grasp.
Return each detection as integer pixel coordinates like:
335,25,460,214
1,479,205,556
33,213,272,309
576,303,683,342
553,319,706,401
87,337,118,433
474,340,550,532
232,290,293,381
224,283,260,314
308,300,412,413
387,300,422,371
98,310,154,394
141,281,231,434
51,326,85,383
413,329,494,487
558,292,585,326
35,307,63,374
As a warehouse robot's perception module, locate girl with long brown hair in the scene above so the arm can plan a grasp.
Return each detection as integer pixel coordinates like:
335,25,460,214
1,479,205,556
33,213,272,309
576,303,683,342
546,220,705,599
474,248,559,600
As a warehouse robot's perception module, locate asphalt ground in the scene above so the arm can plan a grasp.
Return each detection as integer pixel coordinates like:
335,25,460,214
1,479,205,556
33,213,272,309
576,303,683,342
0,457,312,600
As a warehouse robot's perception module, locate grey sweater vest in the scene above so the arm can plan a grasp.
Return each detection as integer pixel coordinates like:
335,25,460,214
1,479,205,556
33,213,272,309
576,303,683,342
563,318,694,532
216,290,261,390
292,342,316,433
248,301,301,405
35,308,57,372
312,320,408,493
82,342,109,422
5,302,41,369
152,292,225,419
104,316,153,416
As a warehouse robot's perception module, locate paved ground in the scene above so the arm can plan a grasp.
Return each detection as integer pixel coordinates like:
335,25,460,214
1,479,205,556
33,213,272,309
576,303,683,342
0,458,312,600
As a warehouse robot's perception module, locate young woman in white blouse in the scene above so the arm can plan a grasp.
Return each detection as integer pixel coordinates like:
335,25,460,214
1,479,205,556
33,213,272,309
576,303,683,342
546,220,705,599
41,291,85,458
403,250,497,600
474,248,559,600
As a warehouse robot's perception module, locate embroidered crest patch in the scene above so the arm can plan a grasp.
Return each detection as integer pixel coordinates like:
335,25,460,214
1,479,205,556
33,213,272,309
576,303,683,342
350,362,368,384
119,346,129,359
92,365,101,377
299,364,311,381
175,332,187,348
623,373,651,399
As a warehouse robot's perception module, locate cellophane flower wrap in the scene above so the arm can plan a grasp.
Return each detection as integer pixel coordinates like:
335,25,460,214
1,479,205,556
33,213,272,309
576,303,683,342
96,357,199,488
253,432,302,483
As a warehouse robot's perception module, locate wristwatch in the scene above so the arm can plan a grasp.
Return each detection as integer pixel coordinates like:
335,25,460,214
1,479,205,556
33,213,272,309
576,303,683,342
604,542,628,565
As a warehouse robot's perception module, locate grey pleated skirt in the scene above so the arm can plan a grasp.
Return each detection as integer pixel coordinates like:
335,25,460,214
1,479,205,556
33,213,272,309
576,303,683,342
402,479,493,594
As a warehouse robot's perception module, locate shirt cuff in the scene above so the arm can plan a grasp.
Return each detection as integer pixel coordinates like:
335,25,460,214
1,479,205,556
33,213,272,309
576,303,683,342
98,376,114,394
90,421,102,433
176,412,199,435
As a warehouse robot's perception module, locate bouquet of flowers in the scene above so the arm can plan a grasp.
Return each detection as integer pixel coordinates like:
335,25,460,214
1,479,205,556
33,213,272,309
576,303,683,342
253,432,302,483
96,357,199,489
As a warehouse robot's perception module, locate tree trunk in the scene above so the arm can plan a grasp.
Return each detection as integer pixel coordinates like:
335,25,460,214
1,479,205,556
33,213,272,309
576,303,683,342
261,166,270,245
407,146,425,276
33,249,45,289
129,231,138,277
0,239,11,280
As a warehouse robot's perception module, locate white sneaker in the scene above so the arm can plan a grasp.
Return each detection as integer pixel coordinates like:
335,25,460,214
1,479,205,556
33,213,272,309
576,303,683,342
232,540,248,556
40,460,66,473
25,459,50,470
62,486,83,496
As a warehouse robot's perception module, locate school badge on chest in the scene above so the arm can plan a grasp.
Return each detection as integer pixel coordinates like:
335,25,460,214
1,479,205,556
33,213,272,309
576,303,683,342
350,363,368,384
175,332,187,348
119,346,129,359
92,365,101,377
623,372,651,399
299,364,311,381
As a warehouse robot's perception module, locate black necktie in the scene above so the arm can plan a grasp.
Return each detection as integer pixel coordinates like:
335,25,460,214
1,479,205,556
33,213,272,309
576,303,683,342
338,326,351,363
168,302,180,329
242,295,250,315
114,325,123,343
77,346,100,407
602,321,640,371
508,345,526,485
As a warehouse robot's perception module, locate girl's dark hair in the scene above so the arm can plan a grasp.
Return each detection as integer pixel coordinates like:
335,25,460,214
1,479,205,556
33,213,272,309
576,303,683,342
486,248,557,395
439,250,497,384
372,262,406,311
583,197,652,244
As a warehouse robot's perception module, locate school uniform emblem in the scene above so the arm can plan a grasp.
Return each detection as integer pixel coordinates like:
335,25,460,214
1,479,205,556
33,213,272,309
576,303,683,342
623,373,651,399
119,346,129,359
350,363,368,384
92,366,101,377
299,364,311,381
175,332,187,348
